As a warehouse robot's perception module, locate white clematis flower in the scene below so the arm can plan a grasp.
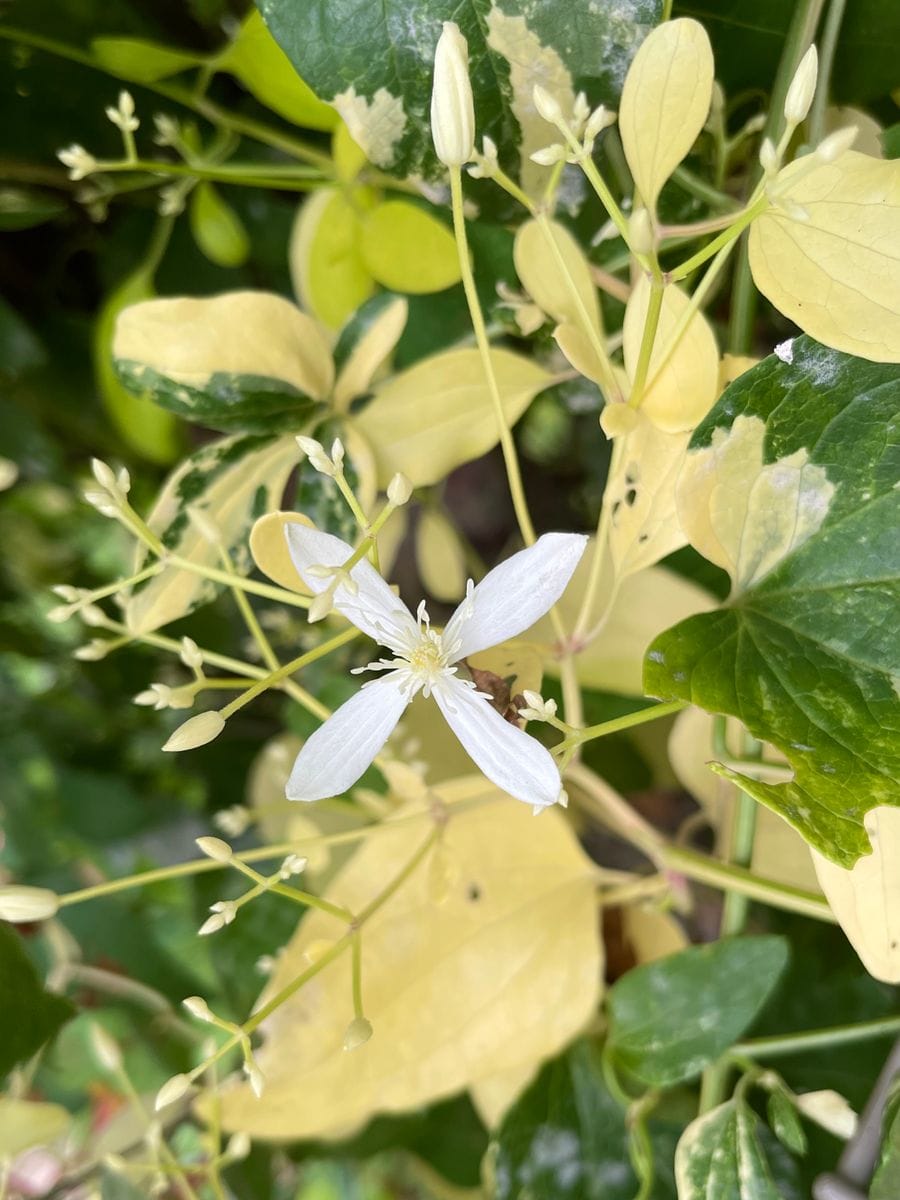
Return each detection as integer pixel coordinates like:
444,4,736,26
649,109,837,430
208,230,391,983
284,527,587,809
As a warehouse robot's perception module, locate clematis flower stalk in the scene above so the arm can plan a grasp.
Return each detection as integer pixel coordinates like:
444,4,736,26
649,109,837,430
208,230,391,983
284,527,587,810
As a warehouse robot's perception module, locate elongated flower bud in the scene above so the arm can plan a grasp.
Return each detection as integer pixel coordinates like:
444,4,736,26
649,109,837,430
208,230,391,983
163,711,225,752
430,22,475,167
0,885,59,922
784,45,818,125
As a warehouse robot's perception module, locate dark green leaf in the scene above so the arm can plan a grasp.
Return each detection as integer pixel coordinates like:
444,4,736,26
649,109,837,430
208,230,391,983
257,0,662,182
644,336,900,866
871,1086,900,1200
607,936,789,1087
0,923,75,1079
767,1088,807,1157
0,187,66,231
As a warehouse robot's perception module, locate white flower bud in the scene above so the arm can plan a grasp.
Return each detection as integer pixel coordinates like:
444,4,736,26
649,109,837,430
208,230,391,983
74,639,110,661
210,900,237,924
162,711,225,752
584,104,616,144
155,1073,192,1111
430,22,475,168
759,137,779,175
815,125,857,163
784,45,818,125
467,135,498,179
386,473,412,506
195,836,233,863
308,590,335,623
330,438,345,471
198,912,227,936
91,458,118,492
244,1060,266,1098
153,113,179,146
179,637,203,671
530,144,567,166
106,90,139,133
343,1016,373,1051
52,585,81,602
47,604,78,624
224,1132,251,1162
90,1023,122,1072
214,805,251,837
80,604,106,628
0,885,59,923
58,143,97,181
296,435,336,477
533,85,564,126
278,854,308,880
182,995,214,1022
518,690,558,722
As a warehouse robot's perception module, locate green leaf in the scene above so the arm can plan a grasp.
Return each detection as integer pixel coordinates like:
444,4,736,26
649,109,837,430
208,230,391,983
767,1088,807,1157
0,187,66,231
113,291,330,435
643,336,900,867
871,1088,900,1200
219,10,337,131
95,269,182,465
189,183,250,269
91,36,203,83
258,0,662,183
125,434,299,634
359,201,461,293
606,936,789,1087
0,923,75,1079
674,1099,787,1200
101,1169,148,1200
492,1040,643,1200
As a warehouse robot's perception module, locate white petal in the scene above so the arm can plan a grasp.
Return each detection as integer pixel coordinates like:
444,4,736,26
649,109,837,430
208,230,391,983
433,676,562,808
444,532,587,660
286,675,410,802
285,524,417,652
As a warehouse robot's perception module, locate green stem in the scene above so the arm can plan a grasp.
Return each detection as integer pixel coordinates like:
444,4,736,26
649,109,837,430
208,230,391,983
808,0,847,145
94,158,327,191
219,627,358,718
627,276,665,408
556,701,685,754
670,164,740,212
351,931,365,1018
727,0,826,352
668,198,767,283
734,1015,900,1060
164,554,311,609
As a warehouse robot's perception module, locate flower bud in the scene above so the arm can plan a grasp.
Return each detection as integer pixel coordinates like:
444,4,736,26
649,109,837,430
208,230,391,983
533,85,563,126
179,637,203,671
343,1016,373,1051
784,45,818,126
162,711,225,753
627,207,655,256
430,22,475,167
279,854,308,879
74,639,110,661
759,137,779,175
155,1073,192,1111
530,144,567,166
225,1132,251,1161
57,144,97,180
90,1023,122,1072
196,836,233,863
244,1060,266,1097
387,473,412,506
815,125,857,163
91,458,118,492
182,995,214,1022
0,885,59,923
308,590,335,623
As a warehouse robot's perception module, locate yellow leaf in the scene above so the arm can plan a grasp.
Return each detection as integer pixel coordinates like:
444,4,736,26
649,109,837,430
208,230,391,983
250,511,315,594
125,435,300,634
333,121,368,182
749,152,900,362
514,218,602,334
624,276,719,432
676,414,835,595
359,201,461,294
607,413,690,580
415,509,467,601
220,11,337,131
812,807,900,982
668,707,820,892
217,786,601,1140
333,297,408,411
189,182,249,269
718,353,759,390
619,18,714,212
375,505,409,580
0,1098,69,1158
470,1062,539,1129
356,348,552,488
529,542,713,695
114,291,334,401
289,187,377,330
621,905,688,964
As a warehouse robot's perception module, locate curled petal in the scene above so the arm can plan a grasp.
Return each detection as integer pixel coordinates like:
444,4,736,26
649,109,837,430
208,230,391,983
286,675,411,802
444,533,587,660
433,676,562,808
285,524,417,652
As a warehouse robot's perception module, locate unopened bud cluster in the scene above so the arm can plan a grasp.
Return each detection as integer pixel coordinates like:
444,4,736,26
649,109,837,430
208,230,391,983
531,86,616,166
296,435,345,479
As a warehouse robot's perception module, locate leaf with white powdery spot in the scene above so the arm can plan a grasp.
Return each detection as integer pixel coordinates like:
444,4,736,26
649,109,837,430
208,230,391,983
644,336,900,867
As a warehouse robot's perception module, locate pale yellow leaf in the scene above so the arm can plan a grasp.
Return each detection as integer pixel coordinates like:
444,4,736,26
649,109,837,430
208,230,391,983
0,1098,69,1158
529,541,713,695
668,707,821,893
514,218,602,334
812,806,900,982
749,151,900,362
333,297,408,411
415,509,467,601
470,1062,539,1129
125,435,299,634
114,291,334,401
250,512,315,594
718,353,759,390
619,18,714,211
624,276,719,432
376,505,409,580
217,786,601,1140
358,201,461,294
289,187,377,330
333,120,368,182
356,348,553,488
621,905,688,964
676,413,835,595
607,412,690,580
824,106,883,159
